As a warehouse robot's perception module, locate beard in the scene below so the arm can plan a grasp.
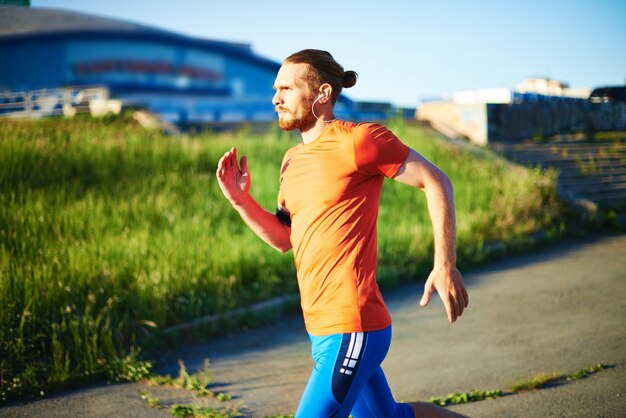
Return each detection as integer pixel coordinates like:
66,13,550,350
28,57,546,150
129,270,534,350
278,114,315,131
277,99,316,132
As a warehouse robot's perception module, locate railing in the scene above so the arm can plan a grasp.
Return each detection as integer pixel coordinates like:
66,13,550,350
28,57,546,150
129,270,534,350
0,86,118,118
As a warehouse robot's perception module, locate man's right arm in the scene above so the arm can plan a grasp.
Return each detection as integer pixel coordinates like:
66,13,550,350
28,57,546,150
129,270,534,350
216,147,292,253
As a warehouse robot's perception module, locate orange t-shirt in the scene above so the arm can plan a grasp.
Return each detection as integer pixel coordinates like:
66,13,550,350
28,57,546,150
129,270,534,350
277,120,410,336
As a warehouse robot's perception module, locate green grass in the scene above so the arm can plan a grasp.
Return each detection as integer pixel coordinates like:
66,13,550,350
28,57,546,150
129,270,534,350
146,359,231,401
508,371,563,392
427,363,610,408
508,363,608,393
428,389,503,406
140,359,237,417
0,114,566,402
169,404,242,418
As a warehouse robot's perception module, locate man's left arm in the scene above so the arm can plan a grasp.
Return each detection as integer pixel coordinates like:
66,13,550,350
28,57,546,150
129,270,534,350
393,148,469,323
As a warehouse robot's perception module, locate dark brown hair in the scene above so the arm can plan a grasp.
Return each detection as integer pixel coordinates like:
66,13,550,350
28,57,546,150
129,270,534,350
284,49,357,105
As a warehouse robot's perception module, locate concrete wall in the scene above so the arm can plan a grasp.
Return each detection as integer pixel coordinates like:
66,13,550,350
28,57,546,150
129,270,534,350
417,99,626,145
487,100,626,142
416,101,488,145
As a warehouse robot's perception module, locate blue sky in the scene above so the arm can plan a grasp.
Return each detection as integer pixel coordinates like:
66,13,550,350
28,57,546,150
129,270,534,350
32,0,626,107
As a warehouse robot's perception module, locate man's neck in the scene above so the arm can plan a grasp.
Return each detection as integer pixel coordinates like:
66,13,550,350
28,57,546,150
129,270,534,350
300,113,336,144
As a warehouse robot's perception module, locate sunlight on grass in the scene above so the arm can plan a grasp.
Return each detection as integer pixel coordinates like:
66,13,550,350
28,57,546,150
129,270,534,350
0,114,565,401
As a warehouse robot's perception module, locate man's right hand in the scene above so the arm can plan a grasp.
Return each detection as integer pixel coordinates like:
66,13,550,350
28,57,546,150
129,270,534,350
216,147,250,206
215,147,292,252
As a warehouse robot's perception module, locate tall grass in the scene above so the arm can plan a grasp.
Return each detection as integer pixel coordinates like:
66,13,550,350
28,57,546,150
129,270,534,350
0,114,563,401
376,119,563,286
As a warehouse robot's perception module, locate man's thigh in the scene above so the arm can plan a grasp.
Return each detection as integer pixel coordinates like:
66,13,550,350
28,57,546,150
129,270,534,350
350,367,414,418
295,328,392,417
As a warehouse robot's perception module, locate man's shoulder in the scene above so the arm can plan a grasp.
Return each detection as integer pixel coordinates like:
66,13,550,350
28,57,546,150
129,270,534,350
284,142,303,157
332,120,388,137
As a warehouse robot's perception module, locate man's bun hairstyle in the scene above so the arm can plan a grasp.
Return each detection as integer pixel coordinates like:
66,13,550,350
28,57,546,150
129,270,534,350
284,49,358,105
342,70,358,89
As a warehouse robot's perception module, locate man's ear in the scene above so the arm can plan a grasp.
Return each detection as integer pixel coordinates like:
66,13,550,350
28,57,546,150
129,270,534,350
319,83,333,103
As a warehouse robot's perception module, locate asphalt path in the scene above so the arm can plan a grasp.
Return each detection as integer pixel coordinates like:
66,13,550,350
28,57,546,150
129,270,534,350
2,234,625,417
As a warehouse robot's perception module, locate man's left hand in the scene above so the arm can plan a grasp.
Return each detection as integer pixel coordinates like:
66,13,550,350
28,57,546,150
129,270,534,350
420,265,469,323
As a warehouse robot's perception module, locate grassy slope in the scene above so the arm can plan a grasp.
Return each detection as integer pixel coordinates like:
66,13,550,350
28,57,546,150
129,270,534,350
0,115,564,401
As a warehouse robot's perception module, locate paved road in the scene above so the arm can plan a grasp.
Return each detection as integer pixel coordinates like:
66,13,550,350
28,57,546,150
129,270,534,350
2,234,625,417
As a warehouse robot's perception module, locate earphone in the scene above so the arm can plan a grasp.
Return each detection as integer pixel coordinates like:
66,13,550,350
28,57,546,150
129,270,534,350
311,94,335,123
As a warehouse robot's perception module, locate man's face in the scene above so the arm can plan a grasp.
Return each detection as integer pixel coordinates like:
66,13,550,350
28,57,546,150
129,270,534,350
272,63,317,131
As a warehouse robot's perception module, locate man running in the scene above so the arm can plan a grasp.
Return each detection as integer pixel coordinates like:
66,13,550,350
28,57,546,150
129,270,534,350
216,49,468,418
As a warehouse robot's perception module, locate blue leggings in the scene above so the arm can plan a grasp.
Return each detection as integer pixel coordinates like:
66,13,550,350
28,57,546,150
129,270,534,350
295,326,414,418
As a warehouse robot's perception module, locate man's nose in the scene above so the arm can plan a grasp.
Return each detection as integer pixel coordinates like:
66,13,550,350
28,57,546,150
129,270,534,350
272,91,282,106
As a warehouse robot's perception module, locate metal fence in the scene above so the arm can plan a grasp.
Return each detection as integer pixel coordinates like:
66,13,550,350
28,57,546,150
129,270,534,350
0,86,114,118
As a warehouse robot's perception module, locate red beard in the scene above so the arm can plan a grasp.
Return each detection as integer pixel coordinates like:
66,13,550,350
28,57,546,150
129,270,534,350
278,113,316,131
276,101,316,131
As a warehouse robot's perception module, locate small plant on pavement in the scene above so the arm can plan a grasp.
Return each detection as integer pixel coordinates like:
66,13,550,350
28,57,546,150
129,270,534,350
140,359,237,417
170,404,242,418
425,363,610,408
147,359,230,400
509,363,608,393
428,389,503,406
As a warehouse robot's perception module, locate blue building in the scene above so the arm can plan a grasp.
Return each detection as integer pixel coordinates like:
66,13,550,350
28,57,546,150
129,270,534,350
0,6,370,124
